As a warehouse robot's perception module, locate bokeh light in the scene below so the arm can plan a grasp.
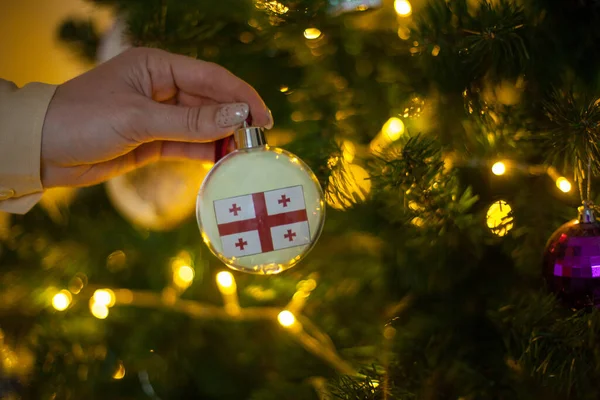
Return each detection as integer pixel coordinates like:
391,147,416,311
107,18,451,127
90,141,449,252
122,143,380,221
556,177,572,193
394,0,412,16
486,200,513,237
52,290,72,311
382,117,405,141
93,289,116,307
90,301,109,319
113,361,125,380
492,161,506,176
304,28,322,40
277,310,296,327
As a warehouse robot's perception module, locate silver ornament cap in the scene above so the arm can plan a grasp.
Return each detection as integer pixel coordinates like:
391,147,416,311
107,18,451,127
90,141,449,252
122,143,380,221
234,121,267,149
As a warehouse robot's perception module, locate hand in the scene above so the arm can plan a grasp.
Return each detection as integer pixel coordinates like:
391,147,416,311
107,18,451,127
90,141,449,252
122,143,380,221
41,47,273,188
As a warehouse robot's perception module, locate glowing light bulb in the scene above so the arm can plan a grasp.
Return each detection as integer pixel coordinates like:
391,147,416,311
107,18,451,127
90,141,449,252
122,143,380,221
382,117,405,141
492,161,506,176
304,28,322,40
556,177,572,193
486,200,513,237
90,300,109,319
217,271,233,288
112,361,125,380
52,290,72,311
277,310,296,327
93,289,116,307
394,0,412,16
216,271,237,295
174,265,195,287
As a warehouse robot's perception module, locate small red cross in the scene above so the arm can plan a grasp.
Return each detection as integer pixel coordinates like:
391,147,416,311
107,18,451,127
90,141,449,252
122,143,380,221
283,229,296,242
235,237,248,250
229,203,242,216
278,194,291,207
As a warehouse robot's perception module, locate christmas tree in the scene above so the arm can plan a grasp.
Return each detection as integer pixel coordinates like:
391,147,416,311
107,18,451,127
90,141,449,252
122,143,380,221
4,0,600,398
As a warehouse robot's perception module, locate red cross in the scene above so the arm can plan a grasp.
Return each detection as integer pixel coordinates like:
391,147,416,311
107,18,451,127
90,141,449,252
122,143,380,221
229,203,241,216
284,229,296,242
278,194,291,207
217,193,308,253
235,238,248,250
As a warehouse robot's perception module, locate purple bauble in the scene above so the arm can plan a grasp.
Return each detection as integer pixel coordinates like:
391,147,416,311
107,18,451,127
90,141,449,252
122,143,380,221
543,219,600,308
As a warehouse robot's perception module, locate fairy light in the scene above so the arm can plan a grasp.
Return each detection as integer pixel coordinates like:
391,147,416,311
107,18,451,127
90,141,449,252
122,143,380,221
173,265,195,289
556,177,572,193
90,300,109,319
382,117,404,141
486,200,513,237
93,289,115,307
394,0,412,16
216,271,236,294
113,361,125,380
216,271,240,315
492,161,506,176
52,290,72,311
277,310,296,327
304,28,322,40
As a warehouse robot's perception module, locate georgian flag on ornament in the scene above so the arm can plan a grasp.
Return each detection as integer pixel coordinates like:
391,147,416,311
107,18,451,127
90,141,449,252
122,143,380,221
213,186,311,258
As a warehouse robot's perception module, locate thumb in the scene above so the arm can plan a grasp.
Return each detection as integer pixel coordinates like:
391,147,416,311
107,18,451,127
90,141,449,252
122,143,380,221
140,102,249,142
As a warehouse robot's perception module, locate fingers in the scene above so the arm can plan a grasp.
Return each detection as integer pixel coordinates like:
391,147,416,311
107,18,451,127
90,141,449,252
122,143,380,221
160,50,273,128
140,101,249,142
60,142,216,187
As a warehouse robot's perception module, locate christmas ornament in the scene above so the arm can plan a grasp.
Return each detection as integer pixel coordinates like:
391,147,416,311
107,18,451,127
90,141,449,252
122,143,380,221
543,203,600,308
329,0,382,15
197,123,325,274
107,161,212,231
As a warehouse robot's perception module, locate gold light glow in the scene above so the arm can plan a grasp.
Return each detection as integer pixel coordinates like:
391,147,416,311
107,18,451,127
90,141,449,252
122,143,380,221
277,310,296,327
52,290,72,311
304,28,322,40
93,289,115,307
556,177,572,193
492,161,506,176
113,361,125,379
174,265,195,288
486,200,513,237
394,0,412,16
342,140,356,163
216,271,236,295
382,117,405,141
90,300,109,319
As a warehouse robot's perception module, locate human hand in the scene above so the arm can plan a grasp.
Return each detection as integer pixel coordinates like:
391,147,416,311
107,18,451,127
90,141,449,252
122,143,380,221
41,47,272,188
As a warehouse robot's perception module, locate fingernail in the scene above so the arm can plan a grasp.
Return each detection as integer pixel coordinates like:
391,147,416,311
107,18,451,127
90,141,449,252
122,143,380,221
265,108,274,129
216,103,249,128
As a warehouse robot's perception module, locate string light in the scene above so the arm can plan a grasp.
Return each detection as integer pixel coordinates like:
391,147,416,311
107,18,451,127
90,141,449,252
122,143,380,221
90,300,109,319
556,177,572,193
486,200,513,237
52,290,72,311
93,289,116,307
304,28,322,40
492,161,506,176
370,117,405,153
394,0,412,16
277,310,296,327
216,271,240,315
173,265,194,289
382,117,404,141
216,271,235,294
112,361,125,380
